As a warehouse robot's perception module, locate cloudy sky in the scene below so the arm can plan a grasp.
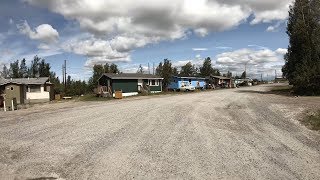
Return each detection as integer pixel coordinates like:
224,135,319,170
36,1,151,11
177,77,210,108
0,0,292,80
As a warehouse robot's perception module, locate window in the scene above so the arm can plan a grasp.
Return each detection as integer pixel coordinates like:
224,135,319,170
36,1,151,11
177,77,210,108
10,87,14,91
189,79,192,83
149,79,159,86
29,85,41,92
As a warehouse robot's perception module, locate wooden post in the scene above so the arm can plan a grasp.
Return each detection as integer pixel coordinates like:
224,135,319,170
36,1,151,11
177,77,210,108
11,100,14,111
3,100,6,112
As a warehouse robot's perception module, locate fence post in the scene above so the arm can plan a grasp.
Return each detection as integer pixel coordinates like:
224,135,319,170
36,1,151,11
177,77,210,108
11,100,14,111
3,100,6,112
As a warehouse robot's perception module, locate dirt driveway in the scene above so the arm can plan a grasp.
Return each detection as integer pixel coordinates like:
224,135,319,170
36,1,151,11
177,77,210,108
0,84,319,179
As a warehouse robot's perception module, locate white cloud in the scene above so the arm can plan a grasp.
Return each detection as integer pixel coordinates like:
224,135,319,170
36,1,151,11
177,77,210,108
215,46,232,50
194,28,209,37
17,20,59,44
192,48,208,51
275,48,287,55
62,37,131,67
266,21,285,32
215,48,286,77
9,18,14,25
24,0,292,67
37,43,51,50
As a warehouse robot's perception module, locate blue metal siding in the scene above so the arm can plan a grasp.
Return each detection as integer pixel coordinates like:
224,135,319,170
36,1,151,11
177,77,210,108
168,77,179,89
169,77,206,89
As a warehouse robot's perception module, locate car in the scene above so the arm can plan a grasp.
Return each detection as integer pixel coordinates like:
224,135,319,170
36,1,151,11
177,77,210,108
179,84,196,91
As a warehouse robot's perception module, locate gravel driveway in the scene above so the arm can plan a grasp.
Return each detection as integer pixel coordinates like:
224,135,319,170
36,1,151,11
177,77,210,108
0,84,319,180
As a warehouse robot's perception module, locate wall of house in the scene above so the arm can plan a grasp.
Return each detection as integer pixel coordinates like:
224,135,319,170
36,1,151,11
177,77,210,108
112,79,138,93
26,85,50,102
145,79,162,92
168,77,179,89
169,78,205,90
4,84,22,110
189,79,205,88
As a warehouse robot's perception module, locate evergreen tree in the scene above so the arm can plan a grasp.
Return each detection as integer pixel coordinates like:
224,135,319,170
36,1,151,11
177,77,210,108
200,57,220,77
38,59,51,77
180,62,194,76
282,0,320,95
110,63,120,73
19,58,28,78
9,60,20,78
172,67,179,76
104,63,110,73
88,64,104,91
226,71,232,78
241,71,246,79
156,59,173,90
1,65,9,78
30,56,40,77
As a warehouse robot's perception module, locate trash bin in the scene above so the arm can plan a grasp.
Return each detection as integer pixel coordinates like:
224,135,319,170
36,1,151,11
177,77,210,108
114,90,123,99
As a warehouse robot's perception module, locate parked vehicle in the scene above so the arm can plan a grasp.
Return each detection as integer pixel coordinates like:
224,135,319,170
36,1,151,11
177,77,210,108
179,84,196,91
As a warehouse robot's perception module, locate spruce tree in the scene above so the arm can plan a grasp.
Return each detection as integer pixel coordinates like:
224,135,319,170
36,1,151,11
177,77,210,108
283,0,320,95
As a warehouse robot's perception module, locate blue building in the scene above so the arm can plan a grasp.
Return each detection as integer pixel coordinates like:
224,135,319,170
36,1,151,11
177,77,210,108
168,76,206,90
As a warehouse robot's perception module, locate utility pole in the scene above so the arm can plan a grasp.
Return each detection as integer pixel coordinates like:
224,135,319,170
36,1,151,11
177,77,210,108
64,60,67,92
153,62,155,75
62,64,65,87
148,63,150,74
261,73,263,82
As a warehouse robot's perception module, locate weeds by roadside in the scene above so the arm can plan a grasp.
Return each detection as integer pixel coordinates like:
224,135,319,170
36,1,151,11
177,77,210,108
78,94,113,101
270,85,293,96
301,110,320,131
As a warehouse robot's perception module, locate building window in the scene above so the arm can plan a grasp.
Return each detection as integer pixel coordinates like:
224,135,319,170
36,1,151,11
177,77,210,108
149,79,159,86
11,87,14,91
29,85,41,92
189,79,192,83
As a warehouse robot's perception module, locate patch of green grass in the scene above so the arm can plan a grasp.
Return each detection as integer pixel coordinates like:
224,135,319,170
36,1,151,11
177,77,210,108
302,110,320,131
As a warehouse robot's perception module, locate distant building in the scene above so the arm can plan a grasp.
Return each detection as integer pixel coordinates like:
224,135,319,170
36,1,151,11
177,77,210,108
168,76,206,91
0,77,54,110
206,75,232,88
98,73,163,97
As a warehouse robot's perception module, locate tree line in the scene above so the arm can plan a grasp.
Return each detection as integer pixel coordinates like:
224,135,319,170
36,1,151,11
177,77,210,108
1,56,238,95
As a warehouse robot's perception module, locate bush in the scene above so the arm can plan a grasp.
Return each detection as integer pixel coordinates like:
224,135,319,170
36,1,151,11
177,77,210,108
302,110,320,131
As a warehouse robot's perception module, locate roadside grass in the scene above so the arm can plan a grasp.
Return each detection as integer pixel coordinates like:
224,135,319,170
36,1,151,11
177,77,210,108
78,89,207,101
301,110,320,131
78,94,113,101
270,85,293,96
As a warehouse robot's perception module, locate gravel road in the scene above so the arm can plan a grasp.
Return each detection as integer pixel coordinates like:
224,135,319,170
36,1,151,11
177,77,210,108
0,84,319,180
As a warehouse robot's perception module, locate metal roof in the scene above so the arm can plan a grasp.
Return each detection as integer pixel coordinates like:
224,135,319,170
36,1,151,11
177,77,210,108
0,77,50,85
102,73,163,80
173,76,206,80
211,76,231,80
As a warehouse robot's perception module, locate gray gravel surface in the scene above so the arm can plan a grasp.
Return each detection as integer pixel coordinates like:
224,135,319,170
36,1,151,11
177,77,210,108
0,84,319,180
